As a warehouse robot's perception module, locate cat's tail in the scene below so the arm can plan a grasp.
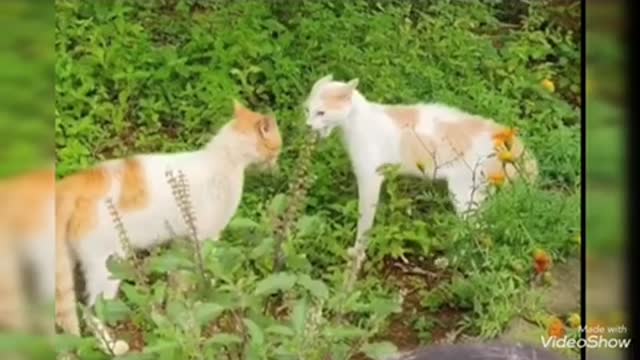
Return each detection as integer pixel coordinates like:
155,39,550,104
55,192,81,336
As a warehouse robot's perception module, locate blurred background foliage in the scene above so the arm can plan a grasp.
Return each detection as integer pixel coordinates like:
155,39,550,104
0,1,53,178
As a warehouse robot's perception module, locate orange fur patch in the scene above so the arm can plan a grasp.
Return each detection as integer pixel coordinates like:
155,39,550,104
118,158,149,212
232,102,282,163
320,87,351,111
55,165,112,335
57,166,111,243
232,102,265,135
0,169,54,332
257,117,282,161
400,130,438,175
435,117,491,155
0,169,54,243
384,106,419,129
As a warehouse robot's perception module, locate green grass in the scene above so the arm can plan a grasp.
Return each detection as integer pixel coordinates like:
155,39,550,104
55,1,581,359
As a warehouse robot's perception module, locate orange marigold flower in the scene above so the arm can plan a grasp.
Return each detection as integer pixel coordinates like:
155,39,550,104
488,172,506,187
534,249,553,274
548,317,566,339
493,128,517,149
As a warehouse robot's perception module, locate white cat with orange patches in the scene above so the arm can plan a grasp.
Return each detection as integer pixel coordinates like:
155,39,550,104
305,75,537,245
0,169,55,333
55,101,282,344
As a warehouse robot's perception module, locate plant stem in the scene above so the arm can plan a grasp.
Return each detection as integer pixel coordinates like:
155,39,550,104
272,131,317,272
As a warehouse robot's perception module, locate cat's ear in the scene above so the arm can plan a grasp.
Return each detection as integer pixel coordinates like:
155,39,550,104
232,100,261,134
233,100,251,120
335,78,358,100
233,99,245,115
312,74,333,92
257,116,274,138
319,74,333,83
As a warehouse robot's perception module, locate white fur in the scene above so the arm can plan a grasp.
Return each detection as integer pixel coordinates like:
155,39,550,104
306,76,499,241
72,124,256,305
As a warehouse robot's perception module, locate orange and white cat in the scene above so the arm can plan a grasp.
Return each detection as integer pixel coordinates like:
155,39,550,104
55,101,282,339
0,168,55,333
305,75,537,243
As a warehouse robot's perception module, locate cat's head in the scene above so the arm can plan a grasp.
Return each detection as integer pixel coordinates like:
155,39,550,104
231,101,282,168
305,74,359,138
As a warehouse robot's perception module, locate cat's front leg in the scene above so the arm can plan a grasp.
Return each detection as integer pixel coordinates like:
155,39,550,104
84,254,122,306
355,172,384,242
344,171,383,290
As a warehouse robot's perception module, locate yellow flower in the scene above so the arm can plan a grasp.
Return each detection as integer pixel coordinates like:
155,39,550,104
568,313,581,329
542,79,556,92
488,172,506,187
498,150,516,163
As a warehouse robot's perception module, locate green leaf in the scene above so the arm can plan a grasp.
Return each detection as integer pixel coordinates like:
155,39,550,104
96,298,131,324
268,193,288,216
265,324,295,337
369,297,402,318
229,217,260,230
52,333,92,354
149,252,192,273
361,341,399,360
106,256,137,281
194,302,225,326
250,237,275,259
143,340,180,354
242,318,265,346
150,309,171,329
118,353,155,360
297,274,329,300
166,300,189,324
323,325,367,340
291,298,308,336
254,272,297,296
206,333,243,345
296,215,322,237
120,283,148,306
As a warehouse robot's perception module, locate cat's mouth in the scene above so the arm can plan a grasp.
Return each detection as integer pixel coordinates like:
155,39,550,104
312,125,332,138
256,157,279,173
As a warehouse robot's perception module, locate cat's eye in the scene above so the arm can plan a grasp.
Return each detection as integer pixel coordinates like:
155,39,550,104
315,110,325,117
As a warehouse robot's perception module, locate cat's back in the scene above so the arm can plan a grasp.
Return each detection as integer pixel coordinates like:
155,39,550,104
57,150,198,199
414,103,500,135
130,150,211,182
